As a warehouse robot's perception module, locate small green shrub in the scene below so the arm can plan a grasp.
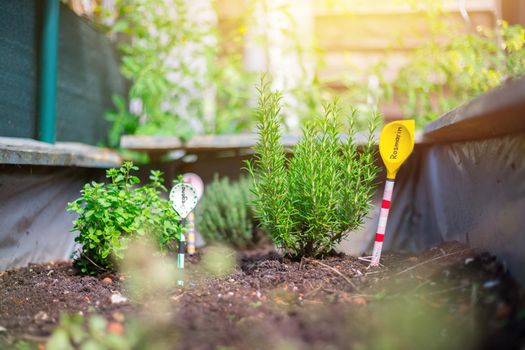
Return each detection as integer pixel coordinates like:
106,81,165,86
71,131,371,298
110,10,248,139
67,162,181,274
247,77,379,258
196,176,263,249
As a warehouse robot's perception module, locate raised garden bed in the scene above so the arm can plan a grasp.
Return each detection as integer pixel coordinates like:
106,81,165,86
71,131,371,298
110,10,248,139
1,241,523,349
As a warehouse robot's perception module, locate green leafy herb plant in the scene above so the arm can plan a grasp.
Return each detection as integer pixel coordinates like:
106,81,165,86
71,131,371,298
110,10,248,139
196,176,264,249
247,77,379,258
67,162,181,274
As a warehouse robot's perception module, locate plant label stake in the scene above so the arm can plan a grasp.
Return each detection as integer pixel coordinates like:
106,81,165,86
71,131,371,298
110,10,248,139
182,173,204,255
369,120,415,267
170,183,198,286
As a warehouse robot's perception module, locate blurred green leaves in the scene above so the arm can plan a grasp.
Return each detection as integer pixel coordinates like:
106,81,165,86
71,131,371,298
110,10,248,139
99,0,256,146
388,16,525,128
47,314,132,350
200,244,236,277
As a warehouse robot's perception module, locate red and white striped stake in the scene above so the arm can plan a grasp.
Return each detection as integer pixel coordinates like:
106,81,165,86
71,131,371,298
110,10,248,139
370,179,395,266
360,120,414,267
182,173,204,255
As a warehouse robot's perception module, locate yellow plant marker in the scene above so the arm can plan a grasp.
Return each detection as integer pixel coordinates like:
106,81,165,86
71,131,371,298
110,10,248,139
369,120,415,266
379,120,416,180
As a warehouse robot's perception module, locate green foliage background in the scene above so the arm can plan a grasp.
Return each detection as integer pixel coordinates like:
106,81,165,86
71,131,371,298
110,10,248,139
98,0,256,147
390,20,525,128
86,0,525,139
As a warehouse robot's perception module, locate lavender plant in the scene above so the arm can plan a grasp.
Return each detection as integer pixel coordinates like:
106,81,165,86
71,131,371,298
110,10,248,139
247,77,379,258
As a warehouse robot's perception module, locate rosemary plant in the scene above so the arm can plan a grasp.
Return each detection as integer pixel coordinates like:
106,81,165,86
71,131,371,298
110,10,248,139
247,77,379,258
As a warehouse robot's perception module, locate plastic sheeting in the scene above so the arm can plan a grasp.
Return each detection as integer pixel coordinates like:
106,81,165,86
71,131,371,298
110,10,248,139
381,132,525,283
1,134,524,285
0,165,103,270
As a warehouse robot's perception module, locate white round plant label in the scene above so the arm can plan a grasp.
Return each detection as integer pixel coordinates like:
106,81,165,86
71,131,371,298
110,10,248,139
170,183,198,219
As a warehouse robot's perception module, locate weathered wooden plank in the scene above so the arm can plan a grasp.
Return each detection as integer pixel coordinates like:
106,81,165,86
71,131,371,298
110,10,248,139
121,134,288,152
314,0,496,15
120,135,184,151
424,77,525,142
120,131,423,154
216,0,496,18
0,137,121,168
185,134,299,151
315,11,495,52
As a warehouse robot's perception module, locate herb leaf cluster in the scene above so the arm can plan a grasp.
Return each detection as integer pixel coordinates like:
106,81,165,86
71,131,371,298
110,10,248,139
67,162,181,274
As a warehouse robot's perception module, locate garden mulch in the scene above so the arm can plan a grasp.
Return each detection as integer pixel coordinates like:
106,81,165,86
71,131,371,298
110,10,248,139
1,241,524,349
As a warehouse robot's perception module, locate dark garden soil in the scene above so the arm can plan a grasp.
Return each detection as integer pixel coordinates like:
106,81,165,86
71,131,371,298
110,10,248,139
1,241,524,349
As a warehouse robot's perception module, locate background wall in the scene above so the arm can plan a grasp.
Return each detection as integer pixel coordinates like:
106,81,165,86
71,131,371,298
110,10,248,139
217,0,499,118
384,133,525,283
0,1,127,145
0,0,39,139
